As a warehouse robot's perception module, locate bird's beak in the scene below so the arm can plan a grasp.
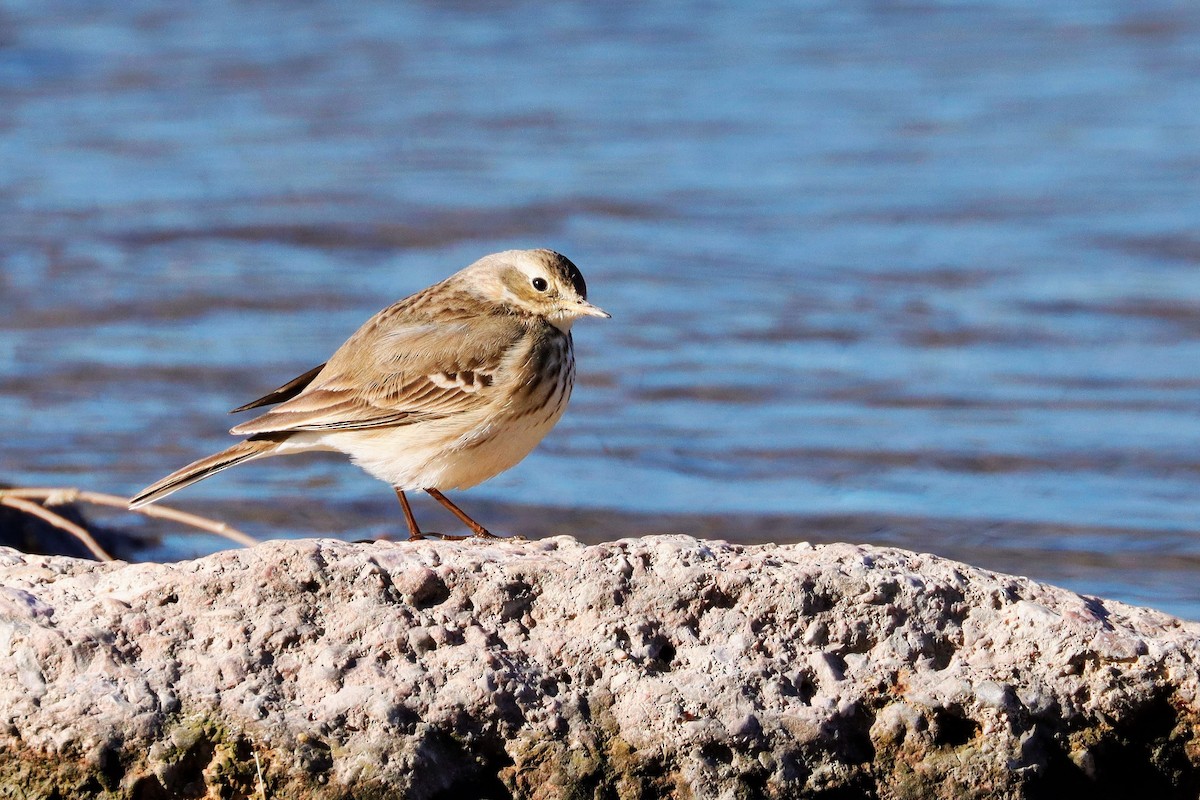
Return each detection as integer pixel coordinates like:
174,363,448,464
572,299,611,319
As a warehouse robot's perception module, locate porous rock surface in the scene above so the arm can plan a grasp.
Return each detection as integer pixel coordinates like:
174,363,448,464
0,535,1198,799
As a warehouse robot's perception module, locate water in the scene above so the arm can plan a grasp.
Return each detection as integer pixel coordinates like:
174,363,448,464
2,1,1199,618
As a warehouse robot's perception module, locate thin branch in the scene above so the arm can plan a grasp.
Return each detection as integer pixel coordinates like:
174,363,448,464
0,488,258,549
84,491,259,548
0,495,114,561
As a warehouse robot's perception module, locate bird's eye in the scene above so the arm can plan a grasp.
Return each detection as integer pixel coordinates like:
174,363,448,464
531,277,548,292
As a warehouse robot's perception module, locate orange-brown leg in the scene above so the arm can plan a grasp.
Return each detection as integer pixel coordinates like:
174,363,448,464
426,489,499,539
394,488,427,541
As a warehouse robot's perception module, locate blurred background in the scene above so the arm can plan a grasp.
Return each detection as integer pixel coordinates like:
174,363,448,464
1,2,1199,617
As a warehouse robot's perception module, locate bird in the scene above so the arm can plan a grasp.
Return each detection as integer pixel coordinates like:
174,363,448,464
129,249,608,540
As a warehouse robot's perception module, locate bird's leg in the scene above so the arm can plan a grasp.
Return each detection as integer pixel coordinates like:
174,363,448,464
426,489,499,539
394,488,428,541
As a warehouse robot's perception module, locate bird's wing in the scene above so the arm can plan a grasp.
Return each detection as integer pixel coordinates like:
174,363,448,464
229,313,521,436
229,363,327,413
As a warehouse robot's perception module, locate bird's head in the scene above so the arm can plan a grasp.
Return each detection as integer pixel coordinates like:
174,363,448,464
463,249,609,332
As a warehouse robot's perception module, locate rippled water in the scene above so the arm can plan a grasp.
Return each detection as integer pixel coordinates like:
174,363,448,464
2,2,1199,617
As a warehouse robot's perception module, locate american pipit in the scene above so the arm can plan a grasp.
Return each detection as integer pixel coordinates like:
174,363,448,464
129,249,608,540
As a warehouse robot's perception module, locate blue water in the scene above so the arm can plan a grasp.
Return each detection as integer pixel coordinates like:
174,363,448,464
2,1,1199,618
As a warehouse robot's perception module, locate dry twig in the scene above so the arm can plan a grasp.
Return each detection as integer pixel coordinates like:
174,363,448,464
0,487,257,558
0,495,114,561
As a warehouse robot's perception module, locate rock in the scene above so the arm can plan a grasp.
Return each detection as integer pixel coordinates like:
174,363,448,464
0,535,1197,799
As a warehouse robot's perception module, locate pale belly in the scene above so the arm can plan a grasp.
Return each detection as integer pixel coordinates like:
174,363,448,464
283,400,569,491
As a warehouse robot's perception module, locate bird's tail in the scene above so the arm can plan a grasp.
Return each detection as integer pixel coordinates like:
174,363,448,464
129,438,280,509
